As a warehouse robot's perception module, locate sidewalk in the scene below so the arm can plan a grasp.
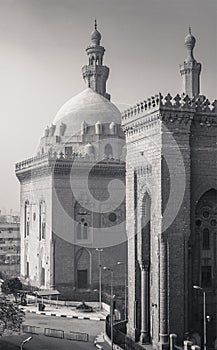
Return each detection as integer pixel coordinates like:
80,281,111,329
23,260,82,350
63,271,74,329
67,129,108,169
21,301,107,321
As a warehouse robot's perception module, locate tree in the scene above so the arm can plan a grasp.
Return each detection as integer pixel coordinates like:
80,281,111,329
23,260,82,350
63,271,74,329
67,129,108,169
0,298,24,336
1,278,22,301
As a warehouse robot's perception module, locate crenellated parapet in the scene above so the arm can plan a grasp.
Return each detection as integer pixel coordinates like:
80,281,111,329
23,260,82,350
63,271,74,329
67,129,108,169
122,93,217,133
15,151,125,173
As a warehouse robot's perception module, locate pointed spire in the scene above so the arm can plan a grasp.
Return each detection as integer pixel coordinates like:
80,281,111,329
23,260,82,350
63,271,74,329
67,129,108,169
91,19,101,46
189,26,191,34
82,22,110,100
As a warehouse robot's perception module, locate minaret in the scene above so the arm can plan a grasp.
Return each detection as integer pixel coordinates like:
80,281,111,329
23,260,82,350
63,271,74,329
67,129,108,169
82,20,110,100
180,28,201,97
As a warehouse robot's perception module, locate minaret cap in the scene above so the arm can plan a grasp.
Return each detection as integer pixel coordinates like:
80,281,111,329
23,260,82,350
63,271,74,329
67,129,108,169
91,19,101,46
184,27,196,61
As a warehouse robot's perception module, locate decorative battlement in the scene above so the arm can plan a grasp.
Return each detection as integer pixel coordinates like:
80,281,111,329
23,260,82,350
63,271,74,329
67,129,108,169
15,151,125,172
122,93,217,123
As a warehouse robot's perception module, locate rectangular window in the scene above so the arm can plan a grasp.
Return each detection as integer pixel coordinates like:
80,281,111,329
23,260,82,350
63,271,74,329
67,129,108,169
201,266,212,288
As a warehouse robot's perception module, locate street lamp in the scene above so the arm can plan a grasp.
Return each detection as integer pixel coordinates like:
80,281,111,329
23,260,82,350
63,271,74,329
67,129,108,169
103,267,114,350
20,336,32,349
117,261,127,320
193,285,206,350
96,248,103,310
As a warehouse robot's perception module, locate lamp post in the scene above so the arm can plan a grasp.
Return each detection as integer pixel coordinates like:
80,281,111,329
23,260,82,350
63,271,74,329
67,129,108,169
96,248,103,310
103,267,114,350
193,285,206,350
20,336,32,349
117,261,127,320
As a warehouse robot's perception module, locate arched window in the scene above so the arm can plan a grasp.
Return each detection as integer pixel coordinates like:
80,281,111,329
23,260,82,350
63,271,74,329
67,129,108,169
83,223,88,240
39,201,46,240
74,202,90,241
194,189,217,288
202,228,210,250
76,220,88,240
24,201,30,238
77,223,82,240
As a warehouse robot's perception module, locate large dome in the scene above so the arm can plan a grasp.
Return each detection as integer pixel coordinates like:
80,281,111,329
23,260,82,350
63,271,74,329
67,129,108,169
53,88,121,136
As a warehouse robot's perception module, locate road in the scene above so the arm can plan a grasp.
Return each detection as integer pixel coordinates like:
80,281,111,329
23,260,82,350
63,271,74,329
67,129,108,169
25,312,105,340
0,312,106,349
0,334,98,349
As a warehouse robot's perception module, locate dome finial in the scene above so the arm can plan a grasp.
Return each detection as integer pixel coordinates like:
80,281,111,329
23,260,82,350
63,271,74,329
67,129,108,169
94,18,97,30
189,26,191,34
90,19,101,46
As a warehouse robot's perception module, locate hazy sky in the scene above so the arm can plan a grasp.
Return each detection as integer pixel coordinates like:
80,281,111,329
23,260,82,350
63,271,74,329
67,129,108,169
0,0,216,213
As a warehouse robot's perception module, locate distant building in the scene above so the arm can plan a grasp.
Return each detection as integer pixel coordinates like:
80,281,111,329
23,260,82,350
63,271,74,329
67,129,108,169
0,214,20,277
122,29,217,348
15,22,127,301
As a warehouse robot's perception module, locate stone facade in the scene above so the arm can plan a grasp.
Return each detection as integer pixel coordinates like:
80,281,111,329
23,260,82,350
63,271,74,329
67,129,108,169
15,23,127,301
122,30,217,349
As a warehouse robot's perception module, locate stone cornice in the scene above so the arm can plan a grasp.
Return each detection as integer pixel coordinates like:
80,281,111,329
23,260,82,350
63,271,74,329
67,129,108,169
15,152,125,181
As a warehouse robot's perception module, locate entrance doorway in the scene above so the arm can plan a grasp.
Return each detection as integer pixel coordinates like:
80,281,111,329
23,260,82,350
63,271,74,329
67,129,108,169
77,269,88,289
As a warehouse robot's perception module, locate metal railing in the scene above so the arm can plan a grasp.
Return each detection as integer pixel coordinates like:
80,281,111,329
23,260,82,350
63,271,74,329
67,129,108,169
67,331,89,342
22,325,40,335
44,328,64,339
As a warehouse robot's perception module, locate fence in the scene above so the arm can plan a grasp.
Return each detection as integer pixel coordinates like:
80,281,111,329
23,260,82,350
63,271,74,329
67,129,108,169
106,316,145,350
44,328,64,339
23,324,89,343
67,331,89,342
22,324,40,335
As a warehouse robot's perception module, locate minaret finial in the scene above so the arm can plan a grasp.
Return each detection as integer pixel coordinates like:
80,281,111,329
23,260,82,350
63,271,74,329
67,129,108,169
82,20,110,100
180,29,201,97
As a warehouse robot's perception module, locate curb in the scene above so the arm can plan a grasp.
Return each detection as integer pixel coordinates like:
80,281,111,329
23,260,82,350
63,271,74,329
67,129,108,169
26,310,105,321
95,344,104,350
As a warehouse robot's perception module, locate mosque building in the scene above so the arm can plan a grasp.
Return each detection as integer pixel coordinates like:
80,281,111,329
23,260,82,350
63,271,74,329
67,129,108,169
15,22,127,301
122,29,217,349
15,21,217,349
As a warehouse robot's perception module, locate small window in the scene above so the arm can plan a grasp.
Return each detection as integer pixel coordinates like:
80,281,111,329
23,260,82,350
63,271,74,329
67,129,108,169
41,267,45,286
109,212,117,222
83,223,88,239
39,201,46,240
202,228,210,250
203,211,210,219
211,219,217,226
65,147,72,156
24,201,30,238
195,219,202,227
201,266,212,288
77,221,88,240
26,261,29,278
77,223,82,240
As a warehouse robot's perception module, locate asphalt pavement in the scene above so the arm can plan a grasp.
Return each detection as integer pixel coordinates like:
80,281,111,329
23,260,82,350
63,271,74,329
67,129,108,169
0,334,98,349
24,312,105,341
